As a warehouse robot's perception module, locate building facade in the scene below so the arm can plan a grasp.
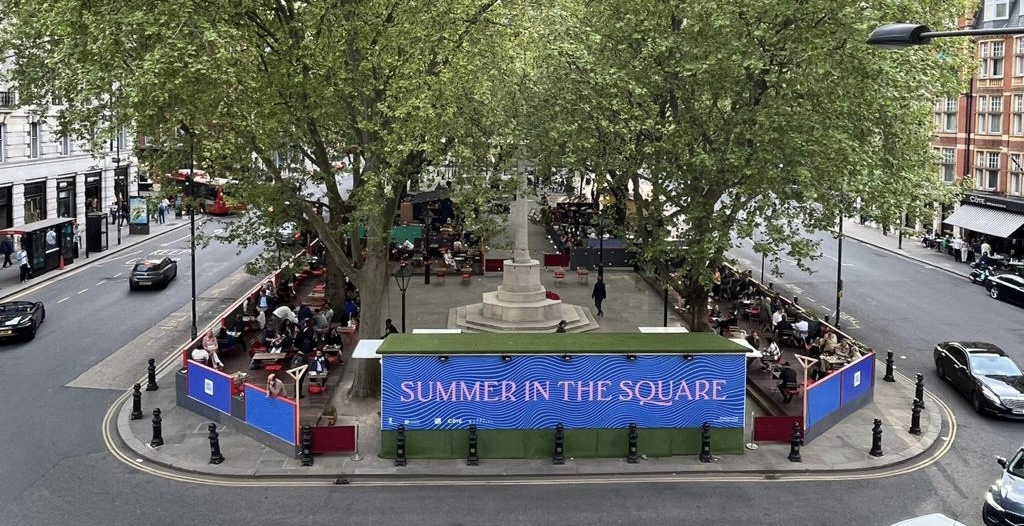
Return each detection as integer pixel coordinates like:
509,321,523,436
0,88,136,231
932,0,1024,258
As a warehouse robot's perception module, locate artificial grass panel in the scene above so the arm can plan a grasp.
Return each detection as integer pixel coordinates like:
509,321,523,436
379,332,747,355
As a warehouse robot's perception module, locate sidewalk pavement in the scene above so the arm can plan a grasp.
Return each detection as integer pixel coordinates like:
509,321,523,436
840,220,971,280
0,216,190,301
112,205,952,480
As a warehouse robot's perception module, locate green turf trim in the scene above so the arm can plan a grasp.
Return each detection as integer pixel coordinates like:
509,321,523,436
378,333,747,355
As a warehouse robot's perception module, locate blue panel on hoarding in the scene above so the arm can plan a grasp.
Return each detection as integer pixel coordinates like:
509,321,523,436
243,385,296,444
381,354,746,430
186,361,232,414
840,355,874,406
806,373,842,429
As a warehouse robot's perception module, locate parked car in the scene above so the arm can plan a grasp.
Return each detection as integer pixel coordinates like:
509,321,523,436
0,301,46,340
986,274,1024,306
983,445,1024,525
129,256,178,290
891,513,967,525
276,222,303,245
934,341,1024,418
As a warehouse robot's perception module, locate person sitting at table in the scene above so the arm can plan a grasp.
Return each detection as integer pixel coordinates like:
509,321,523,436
383,318,399,338
709,304,721,319
793,319,809,344
816,329,839,354
745,330,761,351
778,362,799,403
190,346,211,366
443,249,455,269
310,349,329,374
296,304,314,325
774,316,794,341
836,340,859,361
266,374,285,398
322,327,344,349
321,304,335,325
297,321,317,355
771,306,785,329
203,329,225,370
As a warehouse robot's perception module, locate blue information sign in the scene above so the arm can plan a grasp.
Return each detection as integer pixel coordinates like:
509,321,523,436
381,354,745,430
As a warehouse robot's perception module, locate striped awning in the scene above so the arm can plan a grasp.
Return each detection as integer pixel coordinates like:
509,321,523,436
943,204,1024,238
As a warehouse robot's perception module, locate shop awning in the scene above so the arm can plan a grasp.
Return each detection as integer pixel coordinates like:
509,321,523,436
943,204,1024,238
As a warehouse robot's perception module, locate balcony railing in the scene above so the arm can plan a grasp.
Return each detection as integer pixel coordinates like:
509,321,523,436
0,91,16,109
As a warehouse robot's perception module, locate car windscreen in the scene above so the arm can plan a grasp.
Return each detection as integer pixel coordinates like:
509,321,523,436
0,305,31,314
969,353,1022,376
1009,449,1024,478
133,263,156,272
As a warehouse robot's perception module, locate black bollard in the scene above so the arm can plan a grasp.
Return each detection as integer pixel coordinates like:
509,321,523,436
394,425,407,467
300,424,314,466
914,373,925,408
787,421,803,462
130,383,143,420
909,399,923,435
553,424,565,465
467,425,479,466
424,261,431,285
869,418,883,457
626,423,639,464
150,408,164,448
208,423,225,464
145,358,159,391
883,351,896,382
699,421,712,463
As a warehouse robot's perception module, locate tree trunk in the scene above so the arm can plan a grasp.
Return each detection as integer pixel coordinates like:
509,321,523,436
681,275,711,332
348,247,390,399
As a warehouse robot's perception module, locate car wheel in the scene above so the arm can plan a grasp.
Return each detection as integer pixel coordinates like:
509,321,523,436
972,390,984,414
27,321,37,340
129,283,137,291
935,359,946,381
40,308,45,322
990,287,999,300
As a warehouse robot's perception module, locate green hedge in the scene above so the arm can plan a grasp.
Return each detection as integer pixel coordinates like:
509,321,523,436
379,427,744,459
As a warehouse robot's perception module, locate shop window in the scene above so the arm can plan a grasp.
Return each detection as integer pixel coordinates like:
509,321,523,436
57,180,76,218
0,187,11,229
29,122,40,159
23,181,46,223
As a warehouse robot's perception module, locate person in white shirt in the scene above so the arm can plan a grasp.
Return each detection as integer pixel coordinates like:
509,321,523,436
272,304,298,325
981,240,992,256
15,246,30,283
771,307,785,329
190,347,210,365
793,319,809,342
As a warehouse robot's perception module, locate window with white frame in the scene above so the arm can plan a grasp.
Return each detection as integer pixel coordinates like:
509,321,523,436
939,148,956,183
976,151,1001,190
116,126,125,153
1016,38,1024,76
980,40,1006,78
934,98,958,132
29,122,40,159
60,135,71,156
1011,154,1024,195
987,0,1010,20
0,124,5,163
978,95,1004,134
1014,95,1024,135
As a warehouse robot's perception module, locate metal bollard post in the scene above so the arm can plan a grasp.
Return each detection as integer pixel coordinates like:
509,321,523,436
394,425,407,467
869,418,883,457
627,423,639,463
150,408,164,448
787,422,803,462
699,421,712,463
553,424,565,465
883,351,896,382
467,424,479,466
914,373,925,408
300,425,314,466
130,383,143,420
145,358,159,391
208,423,225,464
909,399,923,435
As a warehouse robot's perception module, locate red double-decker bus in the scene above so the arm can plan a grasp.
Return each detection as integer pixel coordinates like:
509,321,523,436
174,169,246,215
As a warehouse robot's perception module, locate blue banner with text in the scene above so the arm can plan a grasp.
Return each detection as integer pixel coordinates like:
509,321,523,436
381,354,745,430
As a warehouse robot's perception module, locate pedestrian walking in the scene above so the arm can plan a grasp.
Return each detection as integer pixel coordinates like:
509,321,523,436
960,237,970,264
158,198,169,224
591,276,607,317
952,235,963,262
0,235,13,268
15,246,30,282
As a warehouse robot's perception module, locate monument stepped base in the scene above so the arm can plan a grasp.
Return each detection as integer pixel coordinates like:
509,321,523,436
448,303,600,333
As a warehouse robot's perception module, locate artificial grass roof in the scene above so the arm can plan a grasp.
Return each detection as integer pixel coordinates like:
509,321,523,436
377,332,747,355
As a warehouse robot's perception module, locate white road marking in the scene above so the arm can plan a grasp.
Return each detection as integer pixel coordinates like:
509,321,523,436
77,289,88,294
119,250,143,262
160,235,191,247
96,280,107,286
113,272,122,278
57,297,69,304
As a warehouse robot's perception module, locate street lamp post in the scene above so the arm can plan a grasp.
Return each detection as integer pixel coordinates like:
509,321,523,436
867,23,1024,49
188,135,198,341
392,264,412,333
835,215,843,329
